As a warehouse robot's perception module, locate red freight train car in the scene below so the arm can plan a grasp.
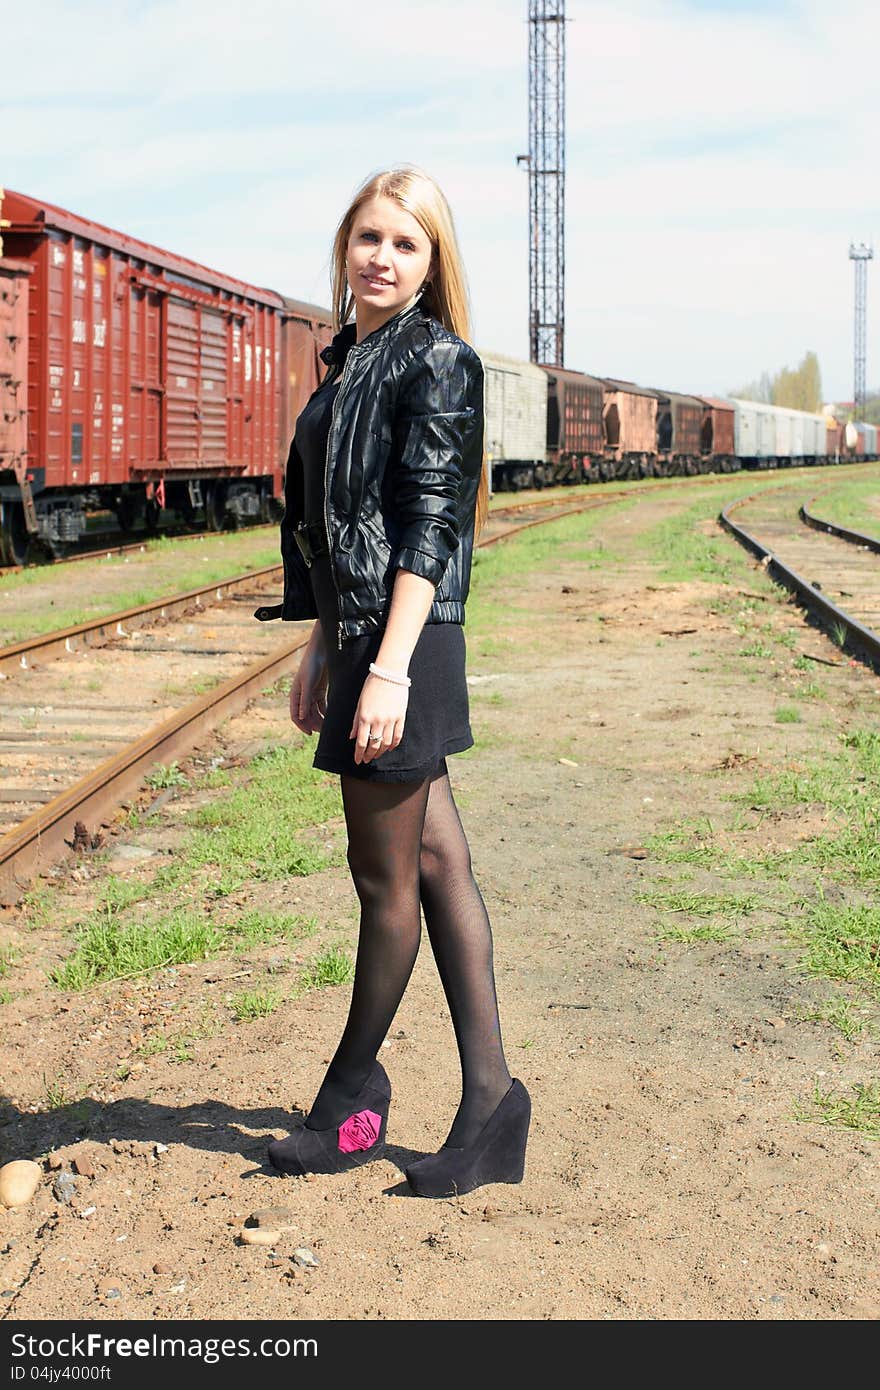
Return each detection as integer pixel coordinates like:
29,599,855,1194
278,295,334,466
0,257,34,560
0,189,286,562
541,365,605,482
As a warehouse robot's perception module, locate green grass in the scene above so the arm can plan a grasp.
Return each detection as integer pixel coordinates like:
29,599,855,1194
230,988,283,1021
638,498,774,586
0,947,17,978
49,908,222,990
297,946,355,992
790,900,880,995
794,1081,880,1139
42,1075,71,1110
0,535,284,645
809,475,880,537
775,705,802,724
182,743,341,881
797,997,874,1042
0,987,13,1005
637,888,758,917
655,922,736,944
227,909,318,946
145,761,188,790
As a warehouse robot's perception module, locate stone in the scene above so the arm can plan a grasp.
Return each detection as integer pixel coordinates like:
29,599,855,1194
238,1228,280,1247
292,1247,320,1269
52,1172,77,1205
153,1262,172,1275
247,1207,297,1231
0,1161,41,1209
72,1155,95,1178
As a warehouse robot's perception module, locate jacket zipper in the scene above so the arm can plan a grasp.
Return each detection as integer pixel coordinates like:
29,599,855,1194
324,346,360,650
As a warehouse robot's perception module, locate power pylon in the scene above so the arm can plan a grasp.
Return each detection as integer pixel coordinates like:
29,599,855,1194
849,241,873,417
517,3,567,367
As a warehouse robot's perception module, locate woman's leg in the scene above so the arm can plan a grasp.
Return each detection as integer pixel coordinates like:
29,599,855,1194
305,772,431,1129
419,759,513,1148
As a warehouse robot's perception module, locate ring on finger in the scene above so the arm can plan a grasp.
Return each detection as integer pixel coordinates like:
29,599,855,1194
368,733,382,745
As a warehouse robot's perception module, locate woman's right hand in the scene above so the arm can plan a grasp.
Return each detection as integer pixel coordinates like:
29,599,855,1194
289,625,328,735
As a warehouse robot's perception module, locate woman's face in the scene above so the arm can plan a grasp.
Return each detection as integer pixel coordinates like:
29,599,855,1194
346,194,435,331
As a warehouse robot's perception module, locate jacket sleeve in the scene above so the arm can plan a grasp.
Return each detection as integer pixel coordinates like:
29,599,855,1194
390,338,481,589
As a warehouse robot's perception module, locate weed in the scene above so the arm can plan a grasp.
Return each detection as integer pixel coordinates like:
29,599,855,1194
775,705,802,724
0,987,13,1005
50,908,222,990
18,884,59,929
145,761,188,790
831,620,848,649
638,888,757,917
739,641,774,659
794,1080,880,1139
656,922,735,944
790,900,880,994
42,1075,70,1110
0,947,18,978
182,743,341,882
797,998,873,1042
298,946,355,992
227,910,317,947
231,988,283,1021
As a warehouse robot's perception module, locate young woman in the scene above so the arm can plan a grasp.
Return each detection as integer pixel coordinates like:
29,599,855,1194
258,166,531,1198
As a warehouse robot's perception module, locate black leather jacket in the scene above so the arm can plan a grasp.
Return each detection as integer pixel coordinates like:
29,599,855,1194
254,299,485,649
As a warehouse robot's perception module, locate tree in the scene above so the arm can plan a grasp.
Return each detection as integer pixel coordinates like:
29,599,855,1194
729,352,822,412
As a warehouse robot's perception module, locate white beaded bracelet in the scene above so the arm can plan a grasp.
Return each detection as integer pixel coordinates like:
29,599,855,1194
368,661,412,688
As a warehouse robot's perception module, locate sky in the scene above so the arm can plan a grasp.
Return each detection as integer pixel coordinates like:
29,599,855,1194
3,0,877,401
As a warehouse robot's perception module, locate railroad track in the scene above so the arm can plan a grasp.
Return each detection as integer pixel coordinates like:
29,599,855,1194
720,478,880,671
0,493,620,899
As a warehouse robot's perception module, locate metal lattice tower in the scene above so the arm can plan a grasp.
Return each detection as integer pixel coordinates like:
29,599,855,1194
516,3,567,366
849,242,873,417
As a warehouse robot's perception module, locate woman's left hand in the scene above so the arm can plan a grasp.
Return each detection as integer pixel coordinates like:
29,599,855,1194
350,672,409,764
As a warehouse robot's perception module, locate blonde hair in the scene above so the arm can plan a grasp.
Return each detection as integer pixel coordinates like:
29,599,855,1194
329,165,488,537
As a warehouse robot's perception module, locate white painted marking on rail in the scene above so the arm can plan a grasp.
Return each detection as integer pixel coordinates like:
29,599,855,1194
116,622,127,636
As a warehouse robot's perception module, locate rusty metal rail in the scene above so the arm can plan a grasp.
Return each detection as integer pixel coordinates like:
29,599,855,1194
0,496,618,900
800,498,880,555
720,492,880,673
0,564,284,675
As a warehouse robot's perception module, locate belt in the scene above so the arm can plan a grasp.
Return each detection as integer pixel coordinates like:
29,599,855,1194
293,520,330,567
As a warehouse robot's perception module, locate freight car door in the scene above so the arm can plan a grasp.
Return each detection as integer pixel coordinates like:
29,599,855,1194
163,300,200,464
198,308,227,462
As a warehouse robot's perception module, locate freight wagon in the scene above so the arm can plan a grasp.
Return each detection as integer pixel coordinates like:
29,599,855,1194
0,189,287,563
2,187,877,565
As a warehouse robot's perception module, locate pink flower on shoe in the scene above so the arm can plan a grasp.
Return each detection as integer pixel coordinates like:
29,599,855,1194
338,1109,382,1154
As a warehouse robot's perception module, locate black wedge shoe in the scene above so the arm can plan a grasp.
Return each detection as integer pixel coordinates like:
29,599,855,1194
268,1060,391,1177
404,1078,531,1199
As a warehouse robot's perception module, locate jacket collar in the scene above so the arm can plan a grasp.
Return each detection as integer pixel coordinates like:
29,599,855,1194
319,298,427,369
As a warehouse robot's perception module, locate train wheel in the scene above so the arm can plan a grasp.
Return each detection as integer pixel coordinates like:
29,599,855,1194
205,482,228,532
115,492,141,533
0,502,34,567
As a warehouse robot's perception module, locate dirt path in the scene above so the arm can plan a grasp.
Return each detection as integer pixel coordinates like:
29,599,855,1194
1,486,878,1320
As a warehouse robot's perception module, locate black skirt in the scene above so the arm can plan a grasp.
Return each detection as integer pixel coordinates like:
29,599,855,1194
308,551,473,783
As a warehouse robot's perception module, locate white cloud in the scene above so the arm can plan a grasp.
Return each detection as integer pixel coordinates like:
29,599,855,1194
3,0,878,398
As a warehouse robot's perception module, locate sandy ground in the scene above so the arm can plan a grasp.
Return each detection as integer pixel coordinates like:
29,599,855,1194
1,486,878,1321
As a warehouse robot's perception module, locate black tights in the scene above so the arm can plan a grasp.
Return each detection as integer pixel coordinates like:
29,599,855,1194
305,760,513,1148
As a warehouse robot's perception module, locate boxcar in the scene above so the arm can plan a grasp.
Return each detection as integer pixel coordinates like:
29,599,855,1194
599,378,658,479
0,257,34,562
480,349,547,489
278,295,334,469
540,364,605,483
653,390,705,473
696,397,737,470
1,189,286,560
